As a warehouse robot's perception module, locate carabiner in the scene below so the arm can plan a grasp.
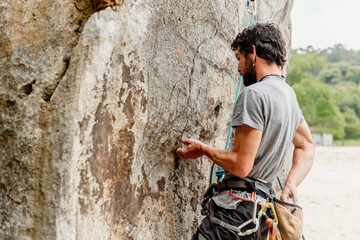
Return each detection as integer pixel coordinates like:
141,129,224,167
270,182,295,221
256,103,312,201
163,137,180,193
247,0,256,15
237,199,261,236
266,203,279,224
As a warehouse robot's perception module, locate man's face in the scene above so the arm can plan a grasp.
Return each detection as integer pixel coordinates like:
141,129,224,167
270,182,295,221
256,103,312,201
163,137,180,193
235,48,257,87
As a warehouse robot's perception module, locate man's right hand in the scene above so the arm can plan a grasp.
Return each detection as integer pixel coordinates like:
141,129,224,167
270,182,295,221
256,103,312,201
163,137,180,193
176,139,205,160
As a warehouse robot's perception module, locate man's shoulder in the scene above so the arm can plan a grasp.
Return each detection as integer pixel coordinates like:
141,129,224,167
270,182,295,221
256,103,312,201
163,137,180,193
248,77,293,96
244,82,268,97
241,86,264,100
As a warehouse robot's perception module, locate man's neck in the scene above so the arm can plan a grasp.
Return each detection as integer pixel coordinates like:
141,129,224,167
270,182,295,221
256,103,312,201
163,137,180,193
255,60,282,82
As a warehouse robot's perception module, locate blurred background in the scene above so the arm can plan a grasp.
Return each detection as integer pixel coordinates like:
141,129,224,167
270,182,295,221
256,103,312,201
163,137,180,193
291,0,360,145
291,1,360,239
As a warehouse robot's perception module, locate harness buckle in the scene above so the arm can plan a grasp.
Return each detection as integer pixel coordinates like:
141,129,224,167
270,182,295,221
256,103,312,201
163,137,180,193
203,183,218,200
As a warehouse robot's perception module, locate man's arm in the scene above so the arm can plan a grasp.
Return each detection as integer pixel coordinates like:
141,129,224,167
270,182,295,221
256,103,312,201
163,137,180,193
280,121,315,203
176,124,262,178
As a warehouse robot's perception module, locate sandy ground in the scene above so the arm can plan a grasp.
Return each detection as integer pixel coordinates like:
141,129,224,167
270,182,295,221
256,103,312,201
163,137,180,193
298,146,360,240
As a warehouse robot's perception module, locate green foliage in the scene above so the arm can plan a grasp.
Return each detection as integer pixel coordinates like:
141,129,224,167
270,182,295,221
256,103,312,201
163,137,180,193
320,62,360,85
342,108,360,139
345,66,360,84
319,44,360,65
292,77,345,138
319,67,342,84
314,98,345,138
287,49,327,85
288,44,360,140
336,90,360,117
334,138,360,146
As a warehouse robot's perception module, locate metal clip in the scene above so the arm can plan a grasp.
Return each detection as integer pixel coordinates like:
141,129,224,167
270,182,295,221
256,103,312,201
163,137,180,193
237,199,261,236
247,0,256,15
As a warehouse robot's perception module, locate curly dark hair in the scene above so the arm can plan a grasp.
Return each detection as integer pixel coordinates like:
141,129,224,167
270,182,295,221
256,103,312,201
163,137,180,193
231,23,287,68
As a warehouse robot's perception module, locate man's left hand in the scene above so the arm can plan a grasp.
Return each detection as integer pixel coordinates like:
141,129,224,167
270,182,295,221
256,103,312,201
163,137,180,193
280,182,298,204
176,139,205,159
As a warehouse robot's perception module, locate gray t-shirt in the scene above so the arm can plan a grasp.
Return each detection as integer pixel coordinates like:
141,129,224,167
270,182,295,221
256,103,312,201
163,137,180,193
225,75,304,182
212,75,304,210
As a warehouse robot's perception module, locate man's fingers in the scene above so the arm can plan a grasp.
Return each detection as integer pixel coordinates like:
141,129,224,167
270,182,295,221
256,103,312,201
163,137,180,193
177,150,188,159
182,139,192,145
176,148,185,156
280,194,287,202
176,146,188,159
280,193,297,204
176,139,203,160
176,147,182,154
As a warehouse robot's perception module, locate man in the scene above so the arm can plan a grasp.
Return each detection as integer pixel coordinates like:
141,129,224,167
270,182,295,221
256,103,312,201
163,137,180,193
176,23,315,239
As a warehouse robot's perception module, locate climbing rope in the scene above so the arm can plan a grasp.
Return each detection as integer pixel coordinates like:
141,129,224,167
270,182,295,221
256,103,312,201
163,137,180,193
209,0,256,185
265,217,282,240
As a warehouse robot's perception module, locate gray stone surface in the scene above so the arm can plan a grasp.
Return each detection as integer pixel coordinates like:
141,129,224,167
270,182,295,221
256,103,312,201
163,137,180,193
0,0,294,239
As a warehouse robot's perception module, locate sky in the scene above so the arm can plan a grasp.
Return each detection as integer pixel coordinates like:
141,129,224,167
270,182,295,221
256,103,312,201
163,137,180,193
291,0,360,50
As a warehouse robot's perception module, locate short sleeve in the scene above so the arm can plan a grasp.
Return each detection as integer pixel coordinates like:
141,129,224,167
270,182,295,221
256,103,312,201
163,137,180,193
232,88,264,131
297,100,305,124
298,103,305,124
299,114,305,124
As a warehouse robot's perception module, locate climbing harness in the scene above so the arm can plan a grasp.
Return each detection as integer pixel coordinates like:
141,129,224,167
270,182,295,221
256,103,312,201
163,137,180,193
210,198,263,237
209,200,282,239
205,177,282,239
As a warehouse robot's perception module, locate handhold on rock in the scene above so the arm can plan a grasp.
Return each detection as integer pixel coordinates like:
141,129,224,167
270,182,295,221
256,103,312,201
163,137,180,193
91,0,124,11
174,148,180,169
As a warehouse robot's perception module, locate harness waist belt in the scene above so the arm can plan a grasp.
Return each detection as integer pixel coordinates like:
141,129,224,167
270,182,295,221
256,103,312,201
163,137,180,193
219,178,275,199
219,180,248,190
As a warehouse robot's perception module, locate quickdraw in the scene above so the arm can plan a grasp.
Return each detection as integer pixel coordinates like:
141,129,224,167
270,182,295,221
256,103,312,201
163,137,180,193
247,0,257,15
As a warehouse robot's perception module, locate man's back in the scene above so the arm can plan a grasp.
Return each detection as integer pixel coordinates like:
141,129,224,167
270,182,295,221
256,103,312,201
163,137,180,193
231,75,304,182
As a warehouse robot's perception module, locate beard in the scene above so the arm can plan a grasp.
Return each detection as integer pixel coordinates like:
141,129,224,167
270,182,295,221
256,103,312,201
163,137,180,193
243,71,257,87
242,62,257,87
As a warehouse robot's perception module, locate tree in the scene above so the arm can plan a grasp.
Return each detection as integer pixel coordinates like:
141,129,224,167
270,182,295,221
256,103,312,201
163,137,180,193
319,67,342,84
287,49,327,86
315,98,345,138
342,108,360,139
337,90,360,118
345,66,360,84
320,44,360,66
292,76,345,138
289,45,360,140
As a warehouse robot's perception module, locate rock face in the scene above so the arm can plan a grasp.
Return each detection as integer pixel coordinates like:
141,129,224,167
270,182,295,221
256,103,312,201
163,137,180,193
0,0,294,239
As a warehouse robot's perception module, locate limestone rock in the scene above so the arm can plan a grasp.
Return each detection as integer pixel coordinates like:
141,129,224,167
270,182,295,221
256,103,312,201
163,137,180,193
0,0,294,239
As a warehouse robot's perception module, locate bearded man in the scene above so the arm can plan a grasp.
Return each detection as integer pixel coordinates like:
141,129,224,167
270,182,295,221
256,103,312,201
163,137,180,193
176,23,315,239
